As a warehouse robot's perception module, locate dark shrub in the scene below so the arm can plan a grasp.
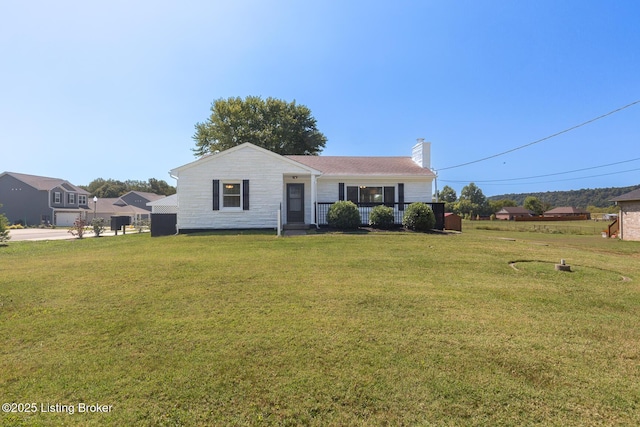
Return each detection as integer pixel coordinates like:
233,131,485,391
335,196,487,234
369,205,395,229
402,202,435,232
327,201,361,230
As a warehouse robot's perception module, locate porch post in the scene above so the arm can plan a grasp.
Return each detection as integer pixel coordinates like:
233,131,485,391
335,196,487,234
310,174,317,225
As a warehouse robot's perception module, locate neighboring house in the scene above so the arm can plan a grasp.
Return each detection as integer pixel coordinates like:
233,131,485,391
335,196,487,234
0,171,90,226
167,141,440,233
543,207,591,219
495,207,533,220
90,198,152,225
119,191,167,211
90,191,169,224
610,188,640,241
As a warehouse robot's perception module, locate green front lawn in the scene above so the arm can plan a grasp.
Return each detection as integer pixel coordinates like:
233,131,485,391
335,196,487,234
1,230,639,425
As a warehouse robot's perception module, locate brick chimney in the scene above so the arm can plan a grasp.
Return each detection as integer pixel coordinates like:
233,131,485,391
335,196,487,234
412,138,431,169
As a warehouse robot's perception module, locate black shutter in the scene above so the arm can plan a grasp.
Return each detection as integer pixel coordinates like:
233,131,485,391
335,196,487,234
242,180,249,210
338,183,345,201
398,183,405,210
212,180,219,210
384,186,395,206
347,186,358,204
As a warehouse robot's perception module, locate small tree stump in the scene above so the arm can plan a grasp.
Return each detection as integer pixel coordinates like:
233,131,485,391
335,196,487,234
555,264,571,272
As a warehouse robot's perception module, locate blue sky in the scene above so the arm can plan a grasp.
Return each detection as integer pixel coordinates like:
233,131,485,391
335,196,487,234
2,1,638,197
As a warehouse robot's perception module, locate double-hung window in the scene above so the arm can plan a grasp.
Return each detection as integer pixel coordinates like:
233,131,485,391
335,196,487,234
78,195,87,205
346,186,394,205
68,193,75,204
54,192,61,204
213,179,249,211
222,182,241,208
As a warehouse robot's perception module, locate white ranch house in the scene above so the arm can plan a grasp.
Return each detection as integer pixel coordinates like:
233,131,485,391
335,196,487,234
159,141,440,234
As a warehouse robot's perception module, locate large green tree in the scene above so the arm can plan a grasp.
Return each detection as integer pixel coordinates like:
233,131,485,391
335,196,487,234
438,185,457,212
523,196,546,216
438,185,457,203
456,182,491,216
192,96,327,156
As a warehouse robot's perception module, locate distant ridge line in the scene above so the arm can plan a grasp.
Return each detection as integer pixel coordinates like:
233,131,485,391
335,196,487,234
487,184,640,208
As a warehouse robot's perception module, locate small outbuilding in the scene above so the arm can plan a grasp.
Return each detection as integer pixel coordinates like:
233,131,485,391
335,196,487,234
610,188,640,241
444,213,462,231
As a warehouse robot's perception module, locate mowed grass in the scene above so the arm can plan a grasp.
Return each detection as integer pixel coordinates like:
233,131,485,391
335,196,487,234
1,230,639,426
465,219,611,235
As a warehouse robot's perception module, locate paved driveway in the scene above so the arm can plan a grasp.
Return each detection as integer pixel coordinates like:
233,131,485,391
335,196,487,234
7,228,142,241
8,228,80,241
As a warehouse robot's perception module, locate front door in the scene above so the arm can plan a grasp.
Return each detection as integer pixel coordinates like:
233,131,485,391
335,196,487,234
287,183,305,223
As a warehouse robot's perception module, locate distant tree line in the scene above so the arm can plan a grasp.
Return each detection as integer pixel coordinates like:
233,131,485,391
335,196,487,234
80,178,176,198
437,182,636,218
486,184,639,210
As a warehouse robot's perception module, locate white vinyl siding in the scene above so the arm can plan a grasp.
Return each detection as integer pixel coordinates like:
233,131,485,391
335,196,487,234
316,178,432,203
175,145,313,229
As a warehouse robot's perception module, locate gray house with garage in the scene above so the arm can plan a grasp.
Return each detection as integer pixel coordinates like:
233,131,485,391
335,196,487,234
0,172,91,226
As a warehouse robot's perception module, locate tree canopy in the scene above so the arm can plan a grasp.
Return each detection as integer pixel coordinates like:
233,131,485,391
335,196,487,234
192,96,327,157
438,185,457,213
486,185,639,209
523,196,547,216
438,185,457,203
444,182,634,217
81,178,176,198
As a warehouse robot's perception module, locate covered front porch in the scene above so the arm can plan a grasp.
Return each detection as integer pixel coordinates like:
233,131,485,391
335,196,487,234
316,202,445,230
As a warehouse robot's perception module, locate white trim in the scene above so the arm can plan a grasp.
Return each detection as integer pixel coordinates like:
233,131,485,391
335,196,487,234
221,181,242,210
170,142,323,177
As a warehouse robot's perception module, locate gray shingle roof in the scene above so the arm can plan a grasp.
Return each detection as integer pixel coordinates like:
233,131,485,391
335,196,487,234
497,207,532,214
123,191,167,202
285,156,434,176
2,172,89,194
611,188,640,202
544,207,588,214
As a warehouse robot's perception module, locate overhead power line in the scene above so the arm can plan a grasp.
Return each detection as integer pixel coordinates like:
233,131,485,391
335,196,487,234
441,157,640,184
438,99,640,171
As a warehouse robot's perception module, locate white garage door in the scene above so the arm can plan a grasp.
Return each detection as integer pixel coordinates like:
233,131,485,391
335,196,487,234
56,212,82,227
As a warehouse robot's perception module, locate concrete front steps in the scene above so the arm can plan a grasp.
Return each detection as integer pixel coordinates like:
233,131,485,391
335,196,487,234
282,223,310,236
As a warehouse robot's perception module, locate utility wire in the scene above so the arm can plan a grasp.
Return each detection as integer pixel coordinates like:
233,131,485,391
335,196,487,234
441,157,640,183
438,99,640,171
